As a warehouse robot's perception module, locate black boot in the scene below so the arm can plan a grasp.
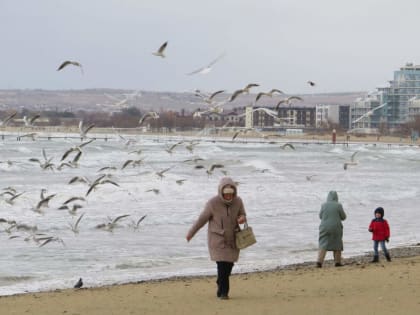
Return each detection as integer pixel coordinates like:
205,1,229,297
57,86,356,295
371,255,379,263
385,253,391,262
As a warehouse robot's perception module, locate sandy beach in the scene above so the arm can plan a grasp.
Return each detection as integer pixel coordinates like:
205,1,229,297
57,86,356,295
1,246,420,315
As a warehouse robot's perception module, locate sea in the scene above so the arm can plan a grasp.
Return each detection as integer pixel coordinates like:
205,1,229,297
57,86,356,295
0,131,419,296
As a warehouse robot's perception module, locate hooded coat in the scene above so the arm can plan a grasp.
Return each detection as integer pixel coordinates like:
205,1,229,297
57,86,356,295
318,191,347,251
187,177,246,262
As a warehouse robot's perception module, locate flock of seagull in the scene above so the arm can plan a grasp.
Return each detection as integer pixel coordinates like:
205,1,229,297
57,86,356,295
50,40,317,126
0,40,362,258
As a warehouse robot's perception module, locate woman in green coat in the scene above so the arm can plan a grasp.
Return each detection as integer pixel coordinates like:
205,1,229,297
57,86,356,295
317,191,347,268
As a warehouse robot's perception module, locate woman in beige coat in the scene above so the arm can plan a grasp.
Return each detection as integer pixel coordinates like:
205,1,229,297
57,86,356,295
186,177,246,300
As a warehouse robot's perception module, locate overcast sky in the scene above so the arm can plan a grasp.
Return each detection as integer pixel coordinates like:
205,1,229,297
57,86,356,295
1,0,419,94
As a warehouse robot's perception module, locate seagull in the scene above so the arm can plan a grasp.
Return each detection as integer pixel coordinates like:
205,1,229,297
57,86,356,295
58,204,83,216
146,188,160,194
33,193,57,214
280,143,295,150
155,167,171,179
0,112,17,127
121,159,143,170
152,41,168,58
69,213,84,234
23,114,40,127
307,81,316,87
306,175,316,181
344,151,359,170
38,236,65,247
61,139,95,161
2,191,25,205
255,89,284,102
79,120,95,139
206,164,224,176
194,89,226,104
85,178,119,197
63,196,86,205
175,179,186,185
74,278,83,289
186,52,226,75
57,60,84,74
229,83,259,102
139,111,159,126
351,103,387,124
95,214,130,232
275,96,304,110
165,141,184,154
29,148,55,170
129,215,147,231
231,128,254,141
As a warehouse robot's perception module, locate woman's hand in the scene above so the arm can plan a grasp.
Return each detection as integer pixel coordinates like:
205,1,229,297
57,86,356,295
237,215,246,224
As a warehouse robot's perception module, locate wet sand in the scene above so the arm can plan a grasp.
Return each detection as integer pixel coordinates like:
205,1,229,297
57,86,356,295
1,246,420,315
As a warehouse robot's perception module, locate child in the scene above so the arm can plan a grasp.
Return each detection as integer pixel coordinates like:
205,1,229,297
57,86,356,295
368,207,391,263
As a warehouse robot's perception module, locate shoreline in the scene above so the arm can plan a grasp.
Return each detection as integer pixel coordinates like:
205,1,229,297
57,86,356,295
1,245,420,314
2,244,420,295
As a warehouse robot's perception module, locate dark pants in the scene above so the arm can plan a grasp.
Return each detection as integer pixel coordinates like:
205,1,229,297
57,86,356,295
216,261,234,297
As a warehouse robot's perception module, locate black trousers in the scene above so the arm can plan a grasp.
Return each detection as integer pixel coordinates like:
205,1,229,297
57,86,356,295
216,261,234,297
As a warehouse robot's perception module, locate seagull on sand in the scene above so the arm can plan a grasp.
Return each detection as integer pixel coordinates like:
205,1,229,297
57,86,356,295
152,41,168,58
344,151,359,170
57,60,84,74
74,278,83,289
187,52,226,75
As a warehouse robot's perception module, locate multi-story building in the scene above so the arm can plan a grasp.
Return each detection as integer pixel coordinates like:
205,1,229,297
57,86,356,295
377,63,420,128
315,104,350,130
277,107,315,128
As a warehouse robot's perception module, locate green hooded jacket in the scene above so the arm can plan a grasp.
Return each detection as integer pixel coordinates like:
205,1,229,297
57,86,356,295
318,191,347,251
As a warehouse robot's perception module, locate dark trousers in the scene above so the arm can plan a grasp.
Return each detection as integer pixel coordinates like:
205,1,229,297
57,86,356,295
216,261,234,297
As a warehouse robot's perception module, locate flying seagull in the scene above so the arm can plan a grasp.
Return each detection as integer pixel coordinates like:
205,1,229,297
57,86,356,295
23,114,40,127
194,89,225,104
229,83,259,102
152,41,168,58
344,151,359,170
57,60,84,74
275,96,304,110
187,52,226,75
307,81,316,87
139,111,159,126
255,89,284,102
79,120,95,139
0,112,17,127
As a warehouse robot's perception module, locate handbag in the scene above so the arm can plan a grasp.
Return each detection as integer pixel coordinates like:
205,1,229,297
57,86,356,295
235,222,256,249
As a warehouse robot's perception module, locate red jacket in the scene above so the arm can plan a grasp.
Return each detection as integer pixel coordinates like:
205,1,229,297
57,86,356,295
369,218,390,241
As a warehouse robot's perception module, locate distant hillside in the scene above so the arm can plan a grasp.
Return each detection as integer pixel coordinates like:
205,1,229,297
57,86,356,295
0,89,366,113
